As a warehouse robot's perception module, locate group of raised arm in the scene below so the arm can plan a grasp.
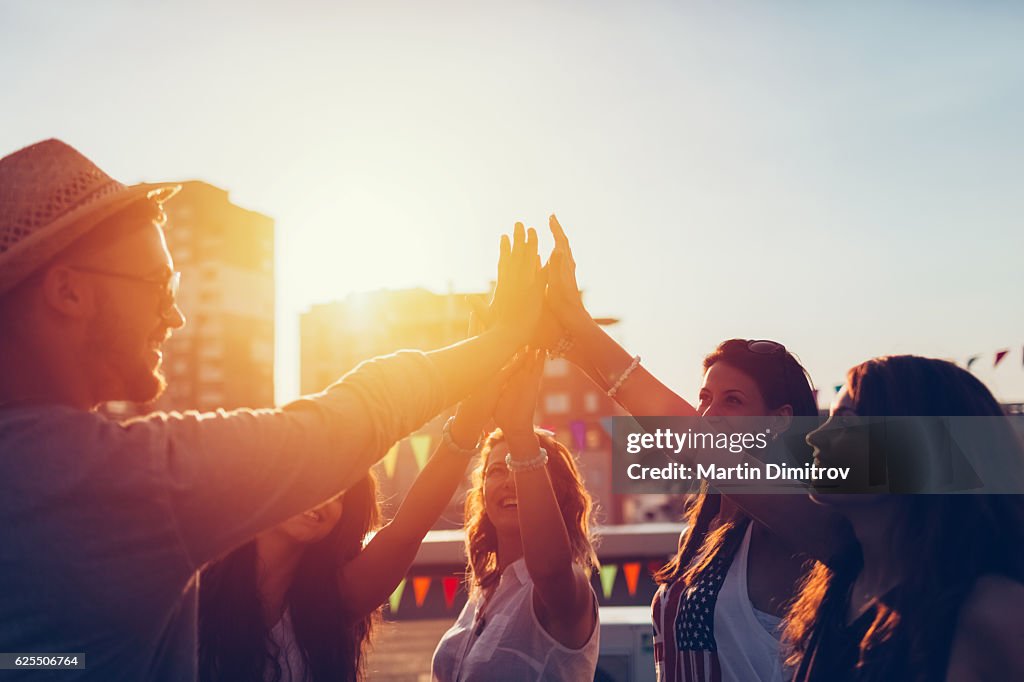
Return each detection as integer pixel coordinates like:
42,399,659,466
2,138,1019,682
199,214,1024,682
199,222,603,682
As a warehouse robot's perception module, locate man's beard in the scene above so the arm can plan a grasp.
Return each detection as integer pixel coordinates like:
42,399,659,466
85,305,167,404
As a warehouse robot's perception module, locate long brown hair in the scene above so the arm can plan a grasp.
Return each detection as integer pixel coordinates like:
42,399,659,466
783,356,1024,679
655,338,818,588
200,473,382,682
463,428,599,600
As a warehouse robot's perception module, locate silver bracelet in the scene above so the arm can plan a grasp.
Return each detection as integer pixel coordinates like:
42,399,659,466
505,447,549,472
607,355,641,398
442,416,481,457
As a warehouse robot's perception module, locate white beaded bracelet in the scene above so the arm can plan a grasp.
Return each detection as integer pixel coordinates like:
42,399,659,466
441,416,481,457
505,447,549,473
607,355,641,398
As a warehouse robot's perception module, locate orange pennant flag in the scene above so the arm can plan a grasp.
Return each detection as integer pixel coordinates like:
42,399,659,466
623,562,641,597
413,576,432,607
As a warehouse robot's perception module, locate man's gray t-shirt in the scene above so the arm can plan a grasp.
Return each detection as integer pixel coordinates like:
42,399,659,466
0,351,444,680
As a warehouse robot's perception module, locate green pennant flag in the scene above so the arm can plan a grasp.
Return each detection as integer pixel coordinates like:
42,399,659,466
599,564,618,600
389,578,407,613
411,435,432,471
382,442,400,478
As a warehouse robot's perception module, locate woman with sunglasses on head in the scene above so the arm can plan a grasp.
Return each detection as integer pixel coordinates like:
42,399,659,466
542,215,853,682
431,349,601,682
783,355,1024,681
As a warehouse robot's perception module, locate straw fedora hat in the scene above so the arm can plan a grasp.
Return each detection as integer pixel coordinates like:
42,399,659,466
0,139,180,296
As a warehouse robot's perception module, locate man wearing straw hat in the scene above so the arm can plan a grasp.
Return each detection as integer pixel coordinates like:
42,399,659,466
0,139,543,680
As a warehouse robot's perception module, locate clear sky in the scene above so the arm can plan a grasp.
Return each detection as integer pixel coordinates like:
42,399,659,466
3,0,1023,405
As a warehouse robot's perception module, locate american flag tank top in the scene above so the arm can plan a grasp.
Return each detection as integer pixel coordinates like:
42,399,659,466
651,549,733,682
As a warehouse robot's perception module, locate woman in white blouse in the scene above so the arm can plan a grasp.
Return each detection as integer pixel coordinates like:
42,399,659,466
432,349,601,681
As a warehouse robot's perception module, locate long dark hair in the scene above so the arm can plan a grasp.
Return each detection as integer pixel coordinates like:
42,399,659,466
655,338,818,587
784,356,1024,680
199,474,382,682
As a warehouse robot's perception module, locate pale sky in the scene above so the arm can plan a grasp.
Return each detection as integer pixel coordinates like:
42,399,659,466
3,0,1023,405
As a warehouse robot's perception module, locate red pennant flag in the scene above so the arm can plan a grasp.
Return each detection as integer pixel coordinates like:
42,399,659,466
413,576,432,607
995,350,1009,367
623,562,642,597
442,576,460,610
647,559,664,577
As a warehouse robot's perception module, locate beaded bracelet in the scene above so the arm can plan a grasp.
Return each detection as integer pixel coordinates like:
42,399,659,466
607,355,641,398
505,447,549,473
441,416,481,457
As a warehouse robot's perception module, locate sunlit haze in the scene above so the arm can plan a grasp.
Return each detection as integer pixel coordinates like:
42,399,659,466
3,0,1023,405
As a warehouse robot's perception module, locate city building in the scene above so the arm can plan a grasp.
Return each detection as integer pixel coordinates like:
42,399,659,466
152,181,275,412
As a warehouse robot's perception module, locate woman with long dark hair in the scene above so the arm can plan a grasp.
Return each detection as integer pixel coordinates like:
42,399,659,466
541,215,852,681
785,355,1024,681
432,350,601,681
199,475,381,681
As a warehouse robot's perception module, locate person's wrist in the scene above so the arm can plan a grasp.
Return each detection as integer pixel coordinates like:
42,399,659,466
562,307,595,335
450,413,484,450
504,429,540,457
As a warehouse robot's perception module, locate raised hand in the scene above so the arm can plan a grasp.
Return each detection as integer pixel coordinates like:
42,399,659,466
489,222,546,346
546,214,590,332
493,349,546,436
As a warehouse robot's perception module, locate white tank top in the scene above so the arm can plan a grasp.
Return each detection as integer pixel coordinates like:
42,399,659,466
713,523,789,682
431,558,600,681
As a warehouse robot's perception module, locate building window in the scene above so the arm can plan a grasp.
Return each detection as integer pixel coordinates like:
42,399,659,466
584,391,600,413
544,393,570,415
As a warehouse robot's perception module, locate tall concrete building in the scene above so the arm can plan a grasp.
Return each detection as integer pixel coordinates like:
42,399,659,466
153,181,275,412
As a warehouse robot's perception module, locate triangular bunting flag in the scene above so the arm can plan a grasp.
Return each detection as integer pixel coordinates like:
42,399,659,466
388,578,406,613
834,384,843,394
599,417,614,436
570,420,586,451
995,349,1009,367
382,442,400,479
411,435,432,471
647,560,664,577
599,564,618,600
966,355,979,371
413,576,432,607
442,576,460,610
623,562,641,597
